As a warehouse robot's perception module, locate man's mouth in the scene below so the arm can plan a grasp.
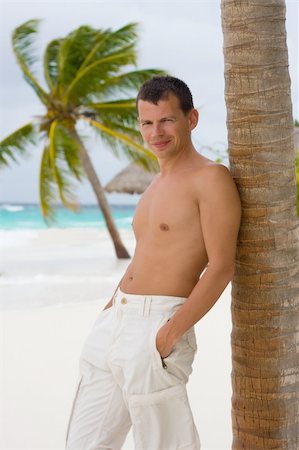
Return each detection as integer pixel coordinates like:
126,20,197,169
152,140,171,149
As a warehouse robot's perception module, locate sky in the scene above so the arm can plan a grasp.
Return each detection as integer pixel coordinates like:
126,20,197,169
0,0,298,205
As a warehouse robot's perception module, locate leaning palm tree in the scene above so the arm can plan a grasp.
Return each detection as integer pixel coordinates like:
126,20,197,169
0,19,162,258
221,0,299,448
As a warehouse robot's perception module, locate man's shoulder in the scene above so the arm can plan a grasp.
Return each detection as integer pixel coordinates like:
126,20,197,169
189,159,238,208
190,158,231,183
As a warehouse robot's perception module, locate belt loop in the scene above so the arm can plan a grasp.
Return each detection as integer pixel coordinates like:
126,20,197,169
143,296,152,316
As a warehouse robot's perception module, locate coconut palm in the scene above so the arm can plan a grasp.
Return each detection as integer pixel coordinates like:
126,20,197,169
0,19,162,258
221,0,299,448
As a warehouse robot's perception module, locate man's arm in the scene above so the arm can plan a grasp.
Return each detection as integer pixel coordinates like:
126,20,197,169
103,263,132,310
157,164,242,356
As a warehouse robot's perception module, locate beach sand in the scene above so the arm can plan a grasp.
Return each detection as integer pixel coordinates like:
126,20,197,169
1,228,232,449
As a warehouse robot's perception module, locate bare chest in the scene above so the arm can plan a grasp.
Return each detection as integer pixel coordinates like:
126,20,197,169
132,182,200,240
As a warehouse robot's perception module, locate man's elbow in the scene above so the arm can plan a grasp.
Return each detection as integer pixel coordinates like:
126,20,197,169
208,261,235,281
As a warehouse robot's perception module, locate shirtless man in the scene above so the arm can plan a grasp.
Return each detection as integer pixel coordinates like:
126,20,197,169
65,76,242,450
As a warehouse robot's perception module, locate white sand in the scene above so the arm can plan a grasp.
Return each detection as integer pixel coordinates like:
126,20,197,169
0,228,233,449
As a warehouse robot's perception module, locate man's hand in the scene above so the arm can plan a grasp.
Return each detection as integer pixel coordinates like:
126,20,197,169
103,298,113,311
156,319,177,358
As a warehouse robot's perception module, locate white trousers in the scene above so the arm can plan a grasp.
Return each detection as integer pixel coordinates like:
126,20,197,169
65,287,201,450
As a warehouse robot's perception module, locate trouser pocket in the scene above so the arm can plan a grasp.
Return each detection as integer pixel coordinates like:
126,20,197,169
128,384,201,450
149,314,172,370
157,329,197,383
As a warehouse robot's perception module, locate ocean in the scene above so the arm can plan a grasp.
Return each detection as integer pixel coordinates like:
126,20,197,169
0,203,136,230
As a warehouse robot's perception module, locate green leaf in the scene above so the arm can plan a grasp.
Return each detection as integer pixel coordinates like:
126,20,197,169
96,69,166,99
0,122,38,167
57,23,139,99
85,98,136,109
9,20,166,224
80,99,138,129
12,19,49,104
97,130,159,172
57,25,102,92
79,23,139,72
47,120,81,211
39,145,58,221
82,116,154,159
43,38,62,91
64,44,137,104
84,116,158,172
52,122,84,181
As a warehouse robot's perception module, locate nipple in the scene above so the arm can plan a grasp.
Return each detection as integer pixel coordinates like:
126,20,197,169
159,223,169,231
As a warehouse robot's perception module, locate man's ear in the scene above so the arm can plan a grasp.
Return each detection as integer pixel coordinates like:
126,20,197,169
189,108,199,130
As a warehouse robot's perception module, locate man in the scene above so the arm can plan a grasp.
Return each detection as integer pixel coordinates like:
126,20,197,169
65,76,242,449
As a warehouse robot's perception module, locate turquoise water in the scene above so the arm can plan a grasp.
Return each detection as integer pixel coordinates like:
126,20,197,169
0,203,136,230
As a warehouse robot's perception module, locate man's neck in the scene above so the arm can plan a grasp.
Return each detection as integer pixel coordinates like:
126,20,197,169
158,145,198,177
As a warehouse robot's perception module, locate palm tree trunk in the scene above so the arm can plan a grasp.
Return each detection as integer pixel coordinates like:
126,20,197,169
221,1,299,448
70,128,130,259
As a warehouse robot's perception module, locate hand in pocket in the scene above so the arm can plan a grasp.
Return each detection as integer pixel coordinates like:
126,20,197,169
156,319,175,359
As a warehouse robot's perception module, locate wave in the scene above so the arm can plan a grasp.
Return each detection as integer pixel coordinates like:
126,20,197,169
0,204,25,212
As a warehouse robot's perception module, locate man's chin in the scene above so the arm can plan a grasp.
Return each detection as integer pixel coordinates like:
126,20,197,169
150,146,173,157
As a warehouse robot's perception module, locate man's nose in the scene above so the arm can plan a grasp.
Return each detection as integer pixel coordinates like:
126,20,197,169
152,123,164,136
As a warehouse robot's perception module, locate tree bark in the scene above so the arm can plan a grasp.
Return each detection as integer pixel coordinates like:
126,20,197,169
70,129,130,259
221,1,299,449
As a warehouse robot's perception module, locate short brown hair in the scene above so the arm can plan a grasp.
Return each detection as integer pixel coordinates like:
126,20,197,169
136,75,194,114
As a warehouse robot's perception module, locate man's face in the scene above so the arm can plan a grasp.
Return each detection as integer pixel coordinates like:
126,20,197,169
137,93,198,160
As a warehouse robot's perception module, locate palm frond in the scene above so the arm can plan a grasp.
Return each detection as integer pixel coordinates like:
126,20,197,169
78,23,138,73
98,23,139,56
79,99,138,130
57,23,139,98
47,120,81,211
12,19,49,104
39,145,58,221
0,122,38,167
68,68,165,106
43,38,62,91
95,113,142,143
82,116,158,172
83,100,141,140
57,25,102,92
64,45,137,104
81,116,155,160
84,98,136,109
91,125,158,173
53,121,84,181
94,69,167,99
109,124,141,141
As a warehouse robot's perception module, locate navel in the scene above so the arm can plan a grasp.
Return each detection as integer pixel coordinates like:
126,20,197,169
159,223,169,231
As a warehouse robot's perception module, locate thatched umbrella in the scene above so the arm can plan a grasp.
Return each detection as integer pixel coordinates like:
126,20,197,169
104,162,158,194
